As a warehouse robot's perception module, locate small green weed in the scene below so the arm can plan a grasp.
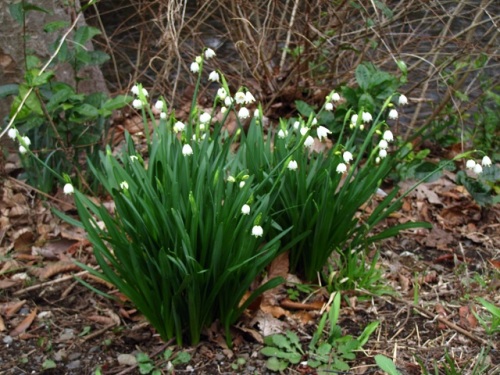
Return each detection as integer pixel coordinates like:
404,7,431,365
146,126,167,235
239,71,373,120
260,331,304,372
41,358,57,371
261,292,379,373
375,355,402,375
326,249,391,296
307,292,379,372
128,350,191,375
163,349,191,370
135,353,158,375
231,357,247,371
286,283,317,301
474,297,500,336
415,347,493,375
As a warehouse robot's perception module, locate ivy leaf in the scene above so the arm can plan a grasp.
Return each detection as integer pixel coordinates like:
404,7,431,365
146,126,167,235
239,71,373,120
74,26,102,46
295,100,315,118
73,103,99,118
8,3,24,24
355,63,371,91
9,2,50,25
0,84,19,98
31,71,55,87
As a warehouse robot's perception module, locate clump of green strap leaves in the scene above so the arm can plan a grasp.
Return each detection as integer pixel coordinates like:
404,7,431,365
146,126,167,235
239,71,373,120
63,51,432,346
238,71,429,282
69,110,291,345
63,48,306,345
2,2,129,193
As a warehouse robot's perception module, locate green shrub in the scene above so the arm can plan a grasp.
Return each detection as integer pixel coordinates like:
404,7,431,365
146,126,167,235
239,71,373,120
2,2,129,193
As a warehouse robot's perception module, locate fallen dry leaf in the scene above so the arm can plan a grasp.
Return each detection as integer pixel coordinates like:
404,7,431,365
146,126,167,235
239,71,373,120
87,315,117,326
418,227,455,251
267,251,289,281
0,279,20,289
440,203,480,227
10,308,37,337
260,251,290,318
104,308,121,326
402,199,412,212
294,310,315,325
280,298,324,311
12,228,34,253
435,304,448,330
235,323,264,343
32,239,78,260
398,273,411,292
414,184,443,205
488,259,500,270
459,305,478,329
260,303,288,319
250,310,287,337
418,270,438,284
33,261,81,280
60,224,87,241
2,300,26,318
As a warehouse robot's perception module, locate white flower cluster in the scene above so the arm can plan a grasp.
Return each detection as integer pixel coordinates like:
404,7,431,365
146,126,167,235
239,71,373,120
317,126,331,142
130,83,169,120
7,127,32,155
238,201,265,239
130,85,149,98
278,129,288,139
173,121,186,133
130,84,149,110
324,91,341,112
288,160,298,170
375,130,394,161
293,116,333,150
190,48,216,74
336,151,354,174
466,156,492,174
230,90,256,120
350,111,372,130
251,225,263,237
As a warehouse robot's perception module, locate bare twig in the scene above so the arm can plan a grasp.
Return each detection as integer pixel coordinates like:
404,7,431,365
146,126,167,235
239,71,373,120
13,269,90,296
